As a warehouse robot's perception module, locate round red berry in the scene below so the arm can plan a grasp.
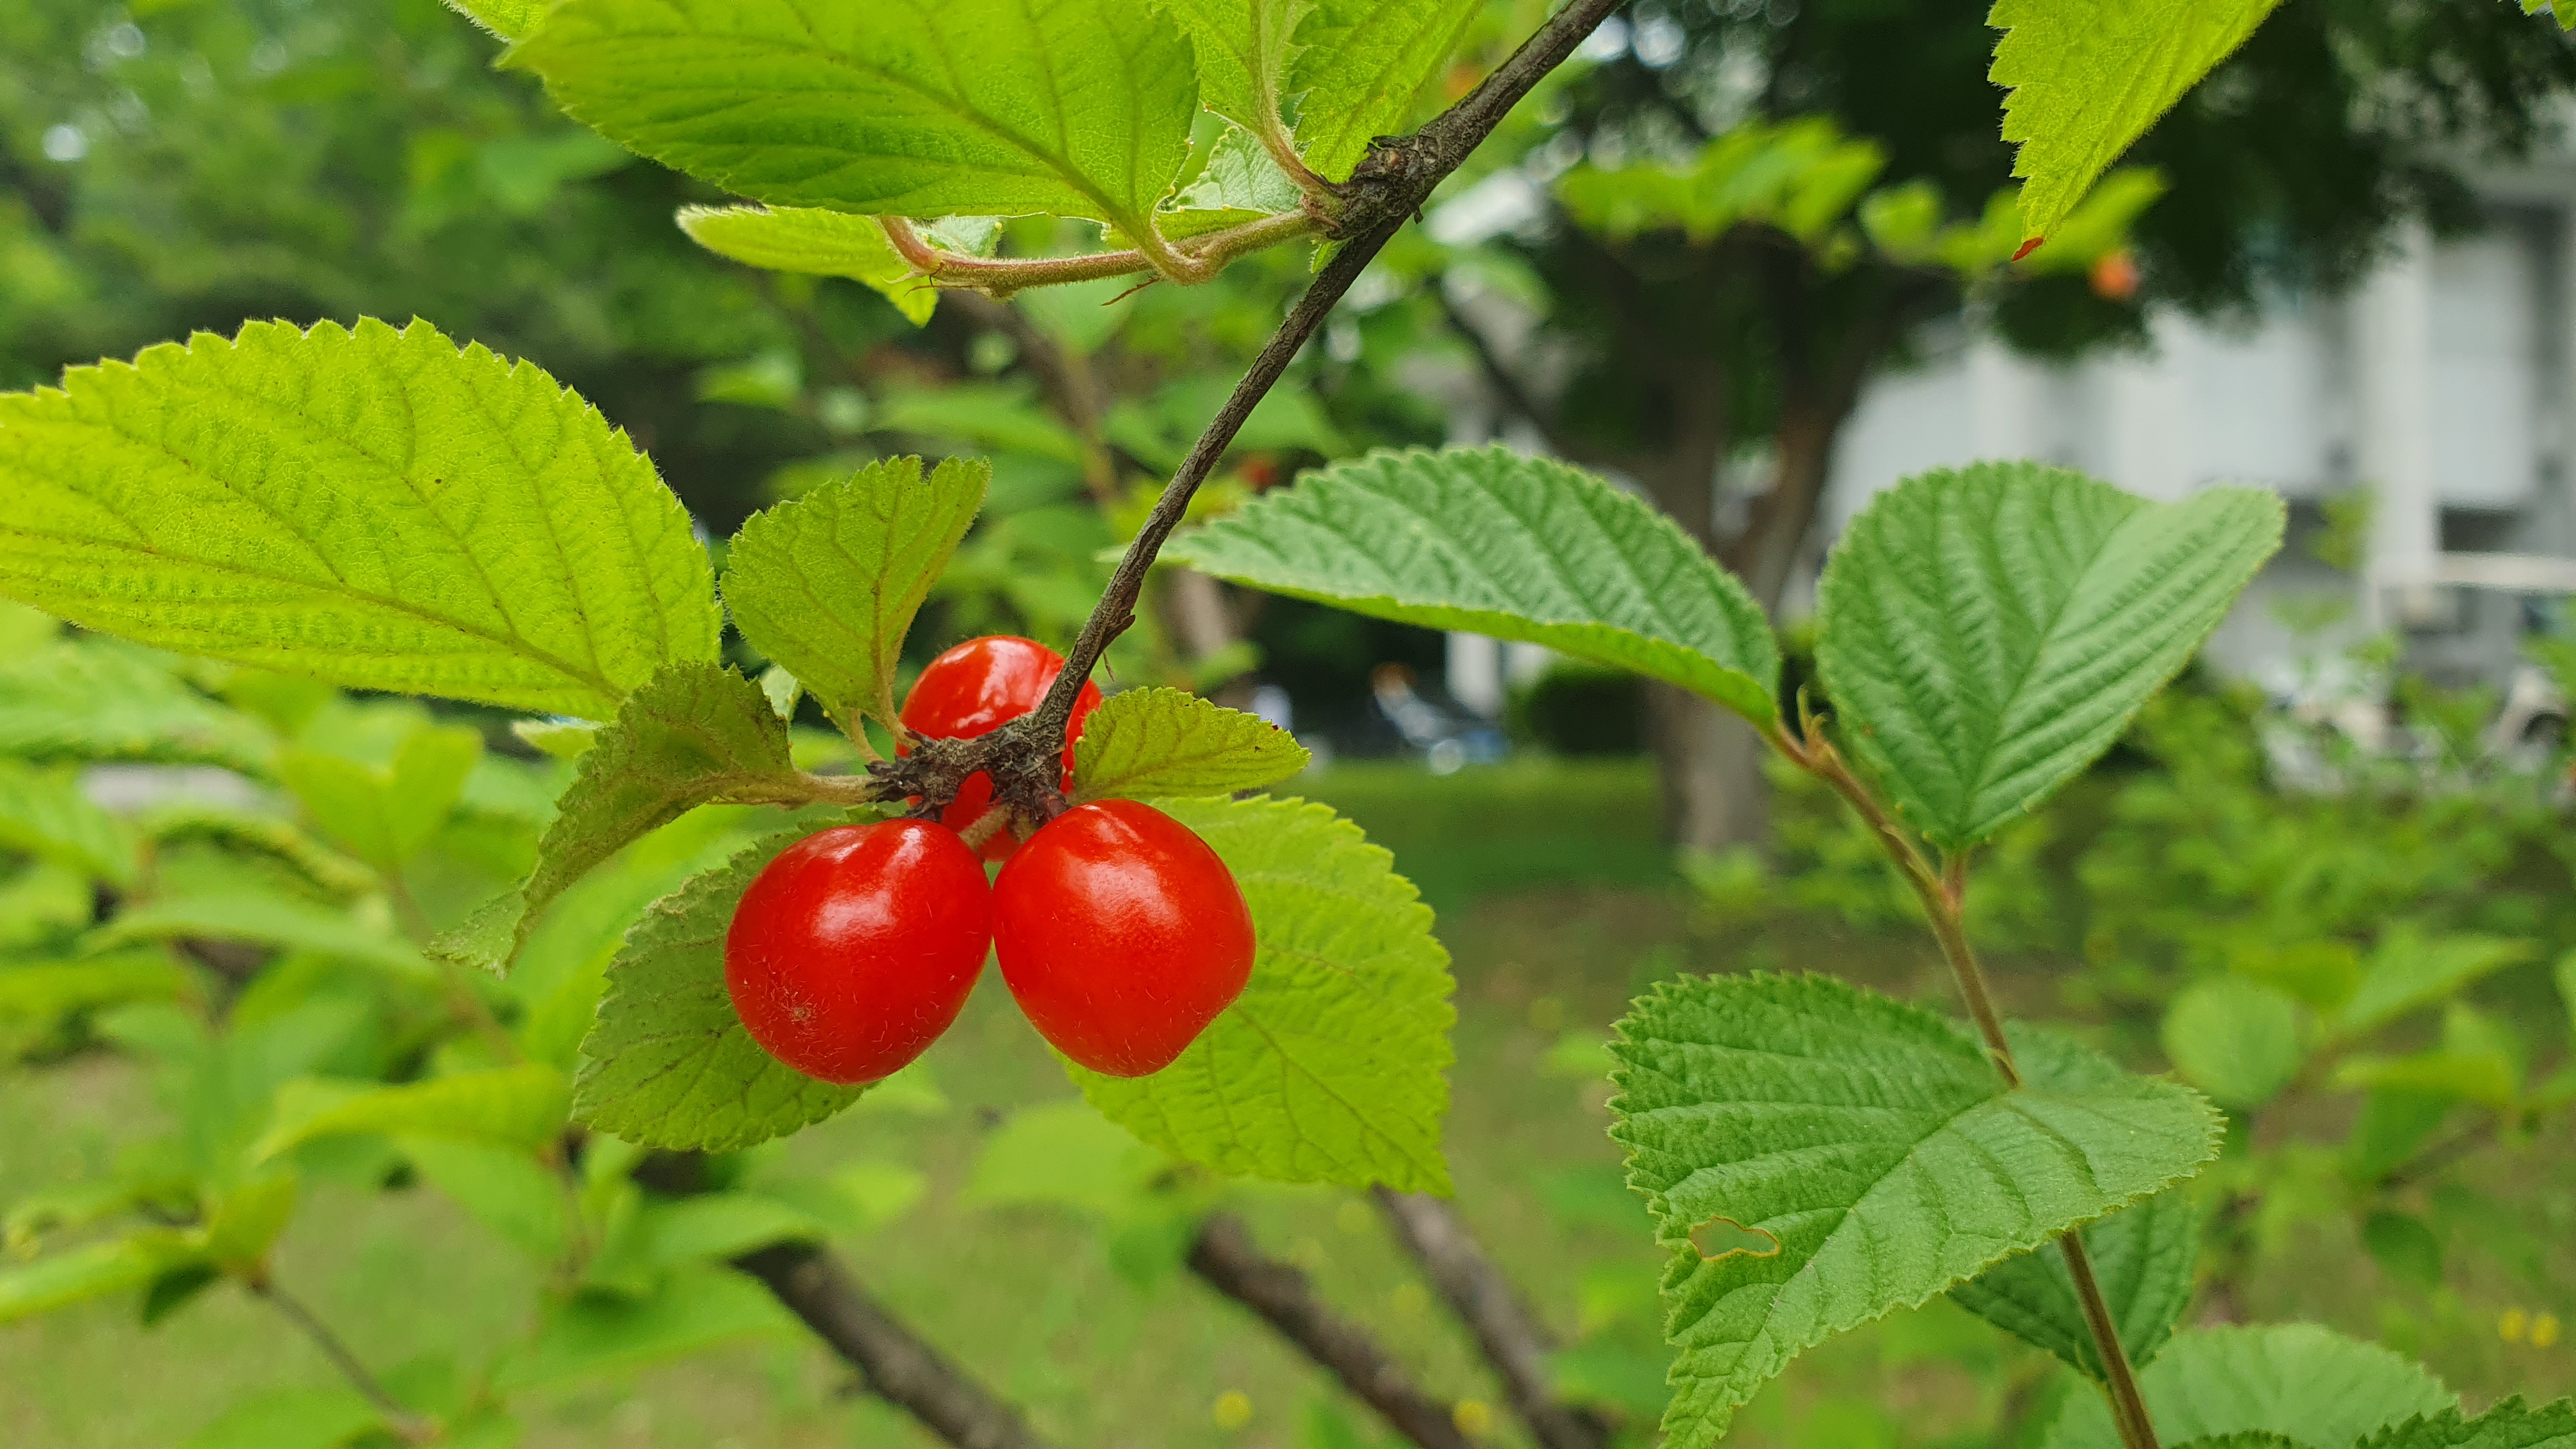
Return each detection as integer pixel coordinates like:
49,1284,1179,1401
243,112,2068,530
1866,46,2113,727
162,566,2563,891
990,800,1255,1077
724,820,992,1085
898,635,1105,860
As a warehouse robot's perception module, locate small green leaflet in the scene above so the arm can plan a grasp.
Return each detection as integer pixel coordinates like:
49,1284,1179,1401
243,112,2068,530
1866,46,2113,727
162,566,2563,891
721,457,988,726
2329,930,2535,1039
1609,973,2221,1448
0,1232,206,1324
2043,1324,2453,1449
185,1387,387,1449
442,0,548,38
494,1266,797,1392
1164,446,1780,726
2161,977,2304,1109
1988,0,2285,249
405,1137,574,1262
1291,0,1483,182
434,664,798,976
1949,1185,2202,1383
1071,796,1454,1193
1815,462,2281,850
275,724,483,871
1073,688,1309,801
0,643,273,776
676,206,935,326
1155,0,1313,142
255,1066,573,1160
573,826,870,1150
0,759,138,887
0,951,195,1033
515,0,1199,236
2361,1400,2576,1449
0,319,719,719
96,893,438,984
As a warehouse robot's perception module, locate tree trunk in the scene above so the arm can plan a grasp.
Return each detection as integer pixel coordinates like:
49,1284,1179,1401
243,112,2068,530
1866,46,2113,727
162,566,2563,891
1648,682,1772,850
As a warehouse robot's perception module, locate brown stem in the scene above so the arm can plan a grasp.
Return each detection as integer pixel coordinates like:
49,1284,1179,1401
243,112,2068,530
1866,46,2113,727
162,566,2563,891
250,1277,439,1444
2061,1232,2159,1449
881,211,1315,296
1372,1190,1612,1449
1018,0,1637,754
1187,1213,1470,1449
737,1242,1059,1449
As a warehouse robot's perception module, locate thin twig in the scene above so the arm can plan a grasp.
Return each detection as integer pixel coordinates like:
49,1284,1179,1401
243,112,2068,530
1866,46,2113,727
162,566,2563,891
1372,1190,1613,1449
250,1277,439,1444
1188,1213,1471,1449
737,1242,1059,1449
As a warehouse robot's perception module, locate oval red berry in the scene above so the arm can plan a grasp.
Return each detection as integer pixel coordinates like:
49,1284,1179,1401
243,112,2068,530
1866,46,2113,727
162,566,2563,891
991,799,1255,1077
724,820,992,1085
898,635,1104,861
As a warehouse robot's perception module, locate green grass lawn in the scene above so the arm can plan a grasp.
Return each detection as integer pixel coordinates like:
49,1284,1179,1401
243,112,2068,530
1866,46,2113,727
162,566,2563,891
3,758,2568,1448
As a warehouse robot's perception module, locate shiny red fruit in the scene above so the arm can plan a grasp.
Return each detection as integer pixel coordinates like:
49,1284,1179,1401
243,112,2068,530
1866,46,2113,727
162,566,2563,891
991,800,1255,1077
724,820,992,1085
898,635,1105,861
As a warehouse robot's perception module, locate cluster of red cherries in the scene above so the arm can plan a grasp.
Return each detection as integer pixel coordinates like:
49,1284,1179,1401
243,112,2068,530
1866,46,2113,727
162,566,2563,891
723,636,1257,1084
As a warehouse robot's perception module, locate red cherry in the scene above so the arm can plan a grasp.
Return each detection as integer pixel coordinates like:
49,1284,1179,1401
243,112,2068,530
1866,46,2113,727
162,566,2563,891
724,820,992,1085
990,800,1255,1077
898,636,1105,861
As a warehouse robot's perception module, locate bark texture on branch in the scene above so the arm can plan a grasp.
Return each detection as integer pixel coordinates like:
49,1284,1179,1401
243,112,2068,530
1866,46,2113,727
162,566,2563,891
1188,1212,1472,1449
1373,1190,1614,1449
736,1242,1059,1449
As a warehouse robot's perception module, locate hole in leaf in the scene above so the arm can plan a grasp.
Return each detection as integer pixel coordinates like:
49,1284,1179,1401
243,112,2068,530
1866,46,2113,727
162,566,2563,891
1688,1215,1781,1262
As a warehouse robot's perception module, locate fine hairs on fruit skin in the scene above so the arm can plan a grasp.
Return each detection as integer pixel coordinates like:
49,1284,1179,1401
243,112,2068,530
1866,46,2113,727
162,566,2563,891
991,799,1255,1077
724,819,993,1084
899,635,1104,860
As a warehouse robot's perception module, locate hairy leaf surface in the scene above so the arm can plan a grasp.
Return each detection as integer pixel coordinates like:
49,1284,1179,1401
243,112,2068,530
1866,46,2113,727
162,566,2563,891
1610,973,2221,1447
0,319,718,717
2044,1324,2453,1449
516,0,1198,233
1949,1184,2202,1381
676,206,934,326
574,826,870,1150
721,457,987,724
1989,0,2284,247
2362,1401,2576,1449
1292,0,1482,181
1165,446,1779,724
1073,687,1309,801
1816,462,2281,849
1071,796,1453,1192
443,0,548,38
434,664,797,975
1157,0,1312,140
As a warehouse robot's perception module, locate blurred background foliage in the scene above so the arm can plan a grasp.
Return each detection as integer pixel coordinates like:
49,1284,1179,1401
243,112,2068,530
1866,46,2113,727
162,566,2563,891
3,0,2574,1446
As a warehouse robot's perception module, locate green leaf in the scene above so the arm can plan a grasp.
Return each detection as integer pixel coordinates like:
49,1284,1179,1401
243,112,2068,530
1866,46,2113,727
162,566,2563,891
0,642,274,775
2361,1400,2576,1449
965,1099,1166,1216
1070,795,1454,1192
1072,687,1309,801
2329,930,2535,1040
0,951,196,1031
1609,973,2221,1447
1157,0,1312,139
1814,462,2282,850
0,759,138,887
1291,0,1482,181
186,1388,383,1449
2359,1208,2444,1289
514,0,1199,234
512,718,599,760
722,457,988,725
402,1137,573,1263
494,1266,796,1392
1988,0,2285,248
573,827,871,1150
95,894,438,984
441,0,548,41
2171,1439,2302,1449
2043,1324,2453,1449
675,206,934,326
589,1193,827,1289
0,1232,205,1324
0,319,719,718
2161,978,2304,1109
276,724,483,870
256,1066,572,1160
1949,1185,2202,1382
1164,446,1779,725
433,664,797,975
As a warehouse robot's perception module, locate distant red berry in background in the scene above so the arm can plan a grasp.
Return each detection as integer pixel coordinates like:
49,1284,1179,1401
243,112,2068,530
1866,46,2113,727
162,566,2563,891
2090,248,2142,303
899,635,1104,860
725,820,992,1085
992,800,1255,1077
